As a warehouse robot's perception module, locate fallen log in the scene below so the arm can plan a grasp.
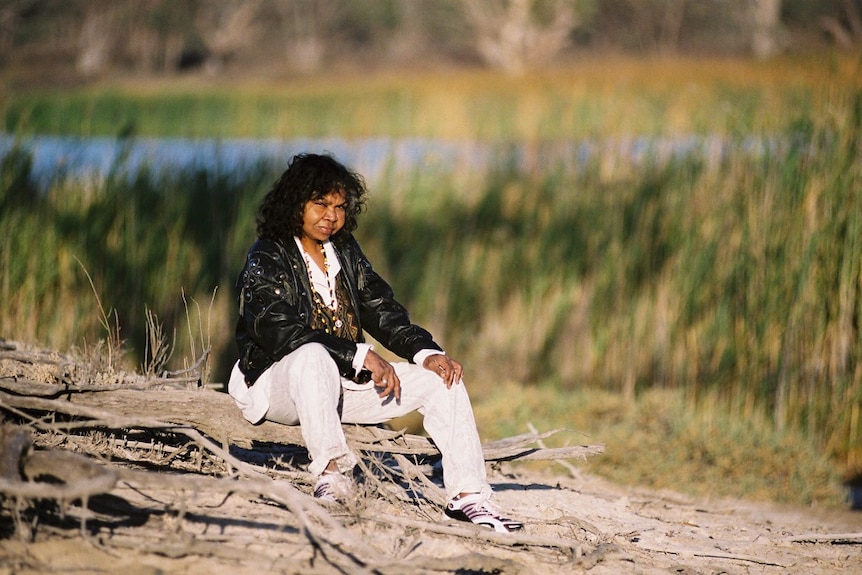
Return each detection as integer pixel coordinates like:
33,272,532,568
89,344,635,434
56,387,604,463
1,341,604,465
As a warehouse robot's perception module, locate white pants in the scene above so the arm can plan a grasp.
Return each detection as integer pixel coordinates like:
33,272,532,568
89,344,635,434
263,343,490,499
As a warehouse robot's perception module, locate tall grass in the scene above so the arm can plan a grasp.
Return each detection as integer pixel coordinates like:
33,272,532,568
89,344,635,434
0,147,274,378
2,57,861,504
4,56,859,140
360,88,862,479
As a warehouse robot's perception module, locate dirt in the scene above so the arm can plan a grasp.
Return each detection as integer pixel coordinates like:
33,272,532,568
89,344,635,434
1,462,860,574
0,341,860,574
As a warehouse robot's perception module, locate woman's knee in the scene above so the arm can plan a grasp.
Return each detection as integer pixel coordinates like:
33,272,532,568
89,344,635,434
404,366,467,400
291,342,331,363
282,343,340,391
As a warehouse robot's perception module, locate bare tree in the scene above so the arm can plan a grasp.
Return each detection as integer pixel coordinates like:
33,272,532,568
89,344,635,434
0,0,35,62
750,0,782,58
125,1,191,73
384,2,428,65
76,0,117,76
820,0,862,49
621,0,689,54
463,0,582,74
272,0,343,74
195,0,263,75
655,0,688,54
75,0,192,76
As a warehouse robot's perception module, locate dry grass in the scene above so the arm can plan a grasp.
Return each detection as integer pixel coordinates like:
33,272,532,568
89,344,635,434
2,55,861,505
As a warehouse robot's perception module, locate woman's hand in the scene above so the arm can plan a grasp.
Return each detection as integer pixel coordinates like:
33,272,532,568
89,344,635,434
423,354,463,388
364,350,400,400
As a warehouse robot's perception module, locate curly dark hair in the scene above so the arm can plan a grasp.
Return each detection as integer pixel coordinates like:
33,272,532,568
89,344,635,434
256,153,367,242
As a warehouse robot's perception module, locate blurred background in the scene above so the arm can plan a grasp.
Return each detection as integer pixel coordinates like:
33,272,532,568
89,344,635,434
0,0,858,81
2,0,862,509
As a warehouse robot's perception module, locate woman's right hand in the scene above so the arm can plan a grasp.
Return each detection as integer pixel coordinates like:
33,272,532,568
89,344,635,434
364,350,400,400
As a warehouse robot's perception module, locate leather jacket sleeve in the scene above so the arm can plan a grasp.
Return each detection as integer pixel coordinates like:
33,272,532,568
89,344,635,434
345,237,442,361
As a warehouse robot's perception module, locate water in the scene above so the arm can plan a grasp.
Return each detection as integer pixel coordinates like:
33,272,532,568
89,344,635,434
0,135,497,188
0,133,768,189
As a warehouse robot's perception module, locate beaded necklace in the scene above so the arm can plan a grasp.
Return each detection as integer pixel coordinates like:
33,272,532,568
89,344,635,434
302,241,343,329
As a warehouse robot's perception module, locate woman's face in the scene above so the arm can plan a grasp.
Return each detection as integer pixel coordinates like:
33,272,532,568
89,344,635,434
300,189,347,245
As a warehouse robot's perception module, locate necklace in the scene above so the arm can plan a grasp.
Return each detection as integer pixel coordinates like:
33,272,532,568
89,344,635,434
303,242,343,329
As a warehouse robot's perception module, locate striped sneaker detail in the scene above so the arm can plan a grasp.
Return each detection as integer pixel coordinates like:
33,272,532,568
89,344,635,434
313,472,354,504
445,493,523,533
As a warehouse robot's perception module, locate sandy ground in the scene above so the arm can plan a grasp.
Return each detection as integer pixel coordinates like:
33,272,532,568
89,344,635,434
0,341,859,574
1,464,859,575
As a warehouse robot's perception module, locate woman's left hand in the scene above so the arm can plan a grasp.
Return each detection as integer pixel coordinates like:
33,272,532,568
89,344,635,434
423,354,463,388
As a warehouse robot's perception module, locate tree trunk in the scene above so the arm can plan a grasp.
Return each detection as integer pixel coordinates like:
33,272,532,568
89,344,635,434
750,0,782,58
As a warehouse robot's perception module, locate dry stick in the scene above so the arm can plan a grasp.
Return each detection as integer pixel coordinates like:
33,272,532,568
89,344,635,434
482,428,578,450
0,342,205,394
0,391,180,430
371,512,585,554
785,532,862,543
95,452,369,573
114,468,378,575
354,424,603,474
527,421,582,479
353,451,409,506
484,443,606,462
355,430,589,554
0,348,73,366
163,347,210,378
349,440,445,526
361,426,447,512
390,452,447,507
129,433,375,573
346,424,440,456
479,427,605,461
0,471,116,501
0,377,199,398
21,383,603,465
637,545,788,567
0,449,118,534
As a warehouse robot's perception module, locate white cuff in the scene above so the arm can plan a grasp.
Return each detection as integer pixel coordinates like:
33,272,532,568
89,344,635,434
413,349,445,367
353,343,374,373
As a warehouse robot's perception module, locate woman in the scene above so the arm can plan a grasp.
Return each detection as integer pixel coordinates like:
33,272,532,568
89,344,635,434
228,153,521,533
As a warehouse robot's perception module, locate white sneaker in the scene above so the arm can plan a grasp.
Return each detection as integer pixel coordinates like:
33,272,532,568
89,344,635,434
445,493,523,533
313,472,355,504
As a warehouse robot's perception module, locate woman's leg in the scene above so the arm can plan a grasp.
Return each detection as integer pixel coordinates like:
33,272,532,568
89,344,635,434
265,343,358,476
340,363,490,500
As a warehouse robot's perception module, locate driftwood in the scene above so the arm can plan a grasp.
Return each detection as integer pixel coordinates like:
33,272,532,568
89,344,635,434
0,340,604,573
1,341,603,461
786,533,862,543
0,385,604,465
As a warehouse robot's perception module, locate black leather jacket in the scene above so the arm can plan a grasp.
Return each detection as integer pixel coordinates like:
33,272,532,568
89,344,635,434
235,233,442,384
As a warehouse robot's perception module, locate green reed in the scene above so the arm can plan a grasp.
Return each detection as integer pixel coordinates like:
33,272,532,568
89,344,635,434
5,56,858,140
0,147,274,378
357,89,862,477
2,77,861,505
